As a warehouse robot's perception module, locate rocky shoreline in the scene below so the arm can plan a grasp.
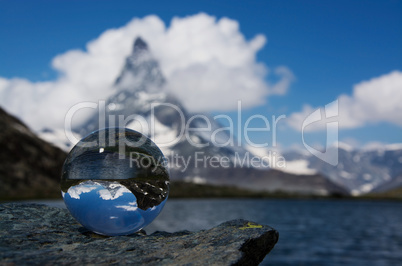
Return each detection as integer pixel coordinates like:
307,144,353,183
0,203,278,265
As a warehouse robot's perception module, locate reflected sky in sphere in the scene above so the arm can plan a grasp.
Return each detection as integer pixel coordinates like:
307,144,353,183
61,128,170,236
63,181,167,236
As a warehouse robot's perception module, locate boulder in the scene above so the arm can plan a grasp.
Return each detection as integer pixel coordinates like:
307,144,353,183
0,203,278,265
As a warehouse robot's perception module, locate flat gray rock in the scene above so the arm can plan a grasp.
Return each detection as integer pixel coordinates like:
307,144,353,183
0,203,278,265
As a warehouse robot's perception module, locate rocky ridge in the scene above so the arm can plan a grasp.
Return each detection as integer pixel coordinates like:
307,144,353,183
0,203,278,265
0,107,66,199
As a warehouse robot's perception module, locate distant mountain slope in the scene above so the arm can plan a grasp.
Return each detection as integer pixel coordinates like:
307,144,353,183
371,186,402,199
372,174,402,193
283,144,402,195
173,167,349,196
0,107,66,199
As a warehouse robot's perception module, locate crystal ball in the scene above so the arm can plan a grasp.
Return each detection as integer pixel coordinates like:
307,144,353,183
61,128,170,236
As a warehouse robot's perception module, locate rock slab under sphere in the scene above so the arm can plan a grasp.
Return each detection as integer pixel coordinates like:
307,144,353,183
0,203,278,265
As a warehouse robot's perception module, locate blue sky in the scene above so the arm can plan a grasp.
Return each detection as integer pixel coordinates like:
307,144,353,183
0,0,401,150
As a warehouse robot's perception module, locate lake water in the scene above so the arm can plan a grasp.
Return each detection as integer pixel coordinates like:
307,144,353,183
28,198,402,265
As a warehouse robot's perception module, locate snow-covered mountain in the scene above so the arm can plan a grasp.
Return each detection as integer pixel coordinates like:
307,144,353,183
74,37,251,169
38,37,346,196
282,143,402,195
36,37,362,196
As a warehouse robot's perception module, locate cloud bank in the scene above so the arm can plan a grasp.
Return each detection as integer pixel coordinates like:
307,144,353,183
287,70,402,131
0,13,292,131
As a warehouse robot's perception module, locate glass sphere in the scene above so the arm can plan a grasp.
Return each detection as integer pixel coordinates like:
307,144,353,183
61,128,169,236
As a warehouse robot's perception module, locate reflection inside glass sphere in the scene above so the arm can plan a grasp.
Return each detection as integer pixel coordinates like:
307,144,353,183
61,128,169,236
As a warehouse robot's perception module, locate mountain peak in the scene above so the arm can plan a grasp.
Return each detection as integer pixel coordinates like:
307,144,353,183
133,37,148,54
111,36,164,91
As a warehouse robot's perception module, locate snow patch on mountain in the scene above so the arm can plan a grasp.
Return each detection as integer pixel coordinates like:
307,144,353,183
337,142,355,152
280,160,317,175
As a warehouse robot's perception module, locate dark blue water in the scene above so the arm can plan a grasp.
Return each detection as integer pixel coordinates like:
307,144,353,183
33,198,402,265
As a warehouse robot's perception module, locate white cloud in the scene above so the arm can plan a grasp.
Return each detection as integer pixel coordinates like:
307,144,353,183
0,13,293,131
66,183,98,199
270,66,295,95
115,201,138,211
287,70,402,131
